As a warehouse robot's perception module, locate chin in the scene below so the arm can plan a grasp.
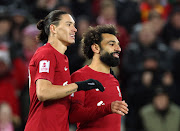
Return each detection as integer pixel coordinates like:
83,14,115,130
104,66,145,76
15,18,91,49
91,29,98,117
66,41,75,46
70,40,76,44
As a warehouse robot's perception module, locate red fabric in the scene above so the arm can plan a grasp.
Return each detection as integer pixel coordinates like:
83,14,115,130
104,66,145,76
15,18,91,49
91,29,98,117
92,0,101,18
70,65,122,131
11,58,28,90
0,77,20,116
25,43,71,131
69,92,112,123
164,3,172,19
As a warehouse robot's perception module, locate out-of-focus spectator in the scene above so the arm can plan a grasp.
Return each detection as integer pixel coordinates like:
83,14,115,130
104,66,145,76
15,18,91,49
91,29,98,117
132,10,165,40
139,0,168,22
31,0,59,21
170,37,180,51
91,0,101,19
96,0,117,25
164,0,180,17
55,3,72,14
0,102,14,131
0,0,13,6
71,0,92,19
139,87,180,131
169,38,180,105
122,24,169,80
124,57,161,131
161,7,180,45
10,8,31,45
161,71,178,105
146,11,165,35
116,0,141,33
21,24,41,67
92,0,141,33
19,24,41,128
0,14,13,46
122,24,170,130
96,0,129,54
0,47,21,129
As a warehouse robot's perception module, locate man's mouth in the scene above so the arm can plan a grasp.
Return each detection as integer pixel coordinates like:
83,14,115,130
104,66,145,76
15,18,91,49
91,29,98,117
112,52,120,58
70,34,75,39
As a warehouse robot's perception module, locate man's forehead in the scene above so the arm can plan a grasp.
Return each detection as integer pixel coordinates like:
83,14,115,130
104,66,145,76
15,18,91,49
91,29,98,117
61,14,75,23
102,33,118,42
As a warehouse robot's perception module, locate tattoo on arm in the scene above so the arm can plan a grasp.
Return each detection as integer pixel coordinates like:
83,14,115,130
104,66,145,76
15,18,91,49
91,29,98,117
66,89,77,94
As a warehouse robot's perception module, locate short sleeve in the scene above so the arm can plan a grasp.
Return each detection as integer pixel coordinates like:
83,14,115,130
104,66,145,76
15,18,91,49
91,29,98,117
33,50,56,84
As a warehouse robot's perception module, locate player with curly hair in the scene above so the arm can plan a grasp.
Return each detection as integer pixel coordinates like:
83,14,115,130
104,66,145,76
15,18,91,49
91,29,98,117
69,24,129,131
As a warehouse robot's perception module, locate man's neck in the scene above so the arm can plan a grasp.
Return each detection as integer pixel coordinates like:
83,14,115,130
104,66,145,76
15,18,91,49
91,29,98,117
48,38,67,54
89,56,110,74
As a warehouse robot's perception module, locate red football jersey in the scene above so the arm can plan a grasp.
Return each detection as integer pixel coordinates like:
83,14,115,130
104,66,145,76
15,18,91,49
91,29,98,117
24,43,71,131
70,65,122,131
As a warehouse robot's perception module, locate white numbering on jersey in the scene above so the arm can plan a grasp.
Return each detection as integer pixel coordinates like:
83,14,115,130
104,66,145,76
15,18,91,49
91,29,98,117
62,81,74,97
116,86,122,97
28,69,31,89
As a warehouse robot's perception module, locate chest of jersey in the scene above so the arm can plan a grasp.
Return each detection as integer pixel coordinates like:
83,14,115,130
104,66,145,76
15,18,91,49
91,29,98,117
53,57,71,86
84,74,122,107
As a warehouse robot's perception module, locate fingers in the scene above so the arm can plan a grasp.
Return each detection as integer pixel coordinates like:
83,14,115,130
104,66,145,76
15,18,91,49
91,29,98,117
94,80,105,92
97,83,105,92
111,100,129,116
114,110,125,116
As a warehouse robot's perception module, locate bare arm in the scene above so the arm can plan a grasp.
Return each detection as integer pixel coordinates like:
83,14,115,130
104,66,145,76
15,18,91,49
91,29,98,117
36,79,78,101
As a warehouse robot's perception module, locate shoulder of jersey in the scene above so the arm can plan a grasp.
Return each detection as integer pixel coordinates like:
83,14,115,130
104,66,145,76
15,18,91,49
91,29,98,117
71,66,87,76
36,45,54,54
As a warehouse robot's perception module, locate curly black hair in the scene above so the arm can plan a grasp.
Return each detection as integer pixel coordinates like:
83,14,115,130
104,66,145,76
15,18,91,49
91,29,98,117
81,24,117,59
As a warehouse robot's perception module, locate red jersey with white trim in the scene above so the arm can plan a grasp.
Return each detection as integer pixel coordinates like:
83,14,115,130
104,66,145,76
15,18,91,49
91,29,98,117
70,65,122,131
24,43,71,131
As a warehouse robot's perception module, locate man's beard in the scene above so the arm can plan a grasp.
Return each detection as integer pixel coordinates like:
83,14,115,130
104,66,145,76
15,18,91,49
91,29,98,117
100,51,120,67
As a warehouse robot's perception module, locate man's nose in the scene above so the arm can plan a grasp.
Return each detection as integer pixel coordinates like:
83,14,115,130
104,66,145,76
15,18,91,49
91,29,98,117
73,26,77,32
115,45,121,52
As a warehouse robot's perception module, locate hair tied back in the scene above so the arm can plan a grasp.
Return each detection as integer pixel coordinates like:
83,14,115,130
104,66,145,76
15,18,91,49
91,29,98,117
37,19,45,30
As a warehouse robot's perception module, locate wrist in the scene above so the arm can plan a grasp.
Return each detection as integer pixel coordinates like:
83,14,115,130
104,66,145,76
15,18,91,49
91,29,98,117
71,83,78,90
105,103,112,114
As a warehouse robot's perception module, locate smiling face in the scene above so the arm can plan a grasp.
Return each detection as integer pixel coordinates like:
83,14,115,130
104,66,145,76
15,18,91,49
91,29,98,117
99,33,121,67
54,14,77,46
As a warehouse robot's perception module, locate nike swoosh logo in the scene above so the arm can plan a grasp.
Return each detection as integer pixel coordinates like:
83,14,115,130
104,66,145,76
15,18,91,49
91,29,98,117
64,67,68,71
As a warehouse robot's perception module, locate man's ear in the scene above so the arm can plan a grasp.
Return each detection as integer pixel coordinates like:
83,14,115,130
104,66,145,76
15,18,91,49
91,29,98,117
91,44,100,54
50,24,56,34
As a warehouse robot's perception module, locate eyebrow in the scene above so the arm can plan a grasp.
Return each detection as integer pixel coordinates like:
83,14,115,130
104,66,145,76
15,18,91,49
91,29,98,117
65,21,75,25
108,40,116,43
107,40,120,45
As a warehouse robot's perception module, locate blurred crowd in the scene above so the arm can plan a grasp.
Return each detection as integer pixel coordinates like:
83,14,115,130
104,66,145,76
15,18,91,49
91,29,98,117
0,0,179,131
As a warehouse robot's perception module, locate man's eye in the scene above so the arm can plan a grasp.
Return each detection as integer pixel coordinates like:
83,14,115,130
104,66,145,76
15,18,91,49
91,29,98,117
67,24,71,26
110,44,114,46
